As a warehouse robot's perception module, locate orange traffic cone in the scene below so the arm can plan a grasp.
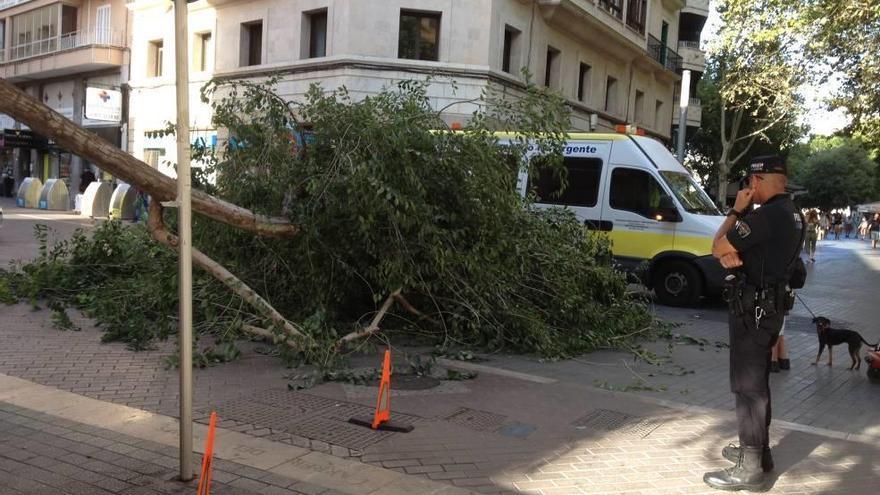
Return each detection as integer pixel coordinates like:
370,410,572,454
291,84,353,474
372,350,392,429
197,412,218,495
349,349,414,433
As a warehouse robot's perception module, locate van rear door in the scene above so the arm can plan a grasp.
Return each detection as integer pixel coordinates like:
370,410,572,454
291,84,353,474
526,140,612,230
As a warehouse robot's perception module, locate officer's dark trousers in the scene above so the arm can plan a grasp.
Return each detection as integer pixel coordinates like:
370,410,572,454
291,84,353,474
729,308,783,448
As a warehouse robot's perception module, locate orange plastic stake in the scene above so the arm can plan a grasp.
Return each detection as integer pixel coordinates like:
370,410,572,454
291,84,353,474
197,412,218,495
372,349,392,429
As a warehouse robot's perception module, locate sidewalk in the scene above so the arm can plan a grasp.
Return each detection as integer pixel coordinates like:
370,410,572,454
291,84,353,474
1,201,879,494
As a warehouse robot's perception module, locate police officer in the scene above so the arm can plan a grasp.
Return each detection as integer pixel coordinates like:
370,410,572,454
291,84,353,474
703,155,803,491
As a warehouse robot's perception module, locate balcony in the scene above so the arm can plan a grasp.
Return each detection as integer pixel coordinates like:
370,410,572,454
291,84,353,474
0,28,126,81
678,40,706,72
671,97,702,127
648,34,681,72
682,0,709,16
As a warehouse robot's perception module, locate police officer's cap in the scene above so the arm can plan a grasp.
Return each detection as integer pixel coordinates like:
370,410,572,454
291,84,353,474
747,155,787,176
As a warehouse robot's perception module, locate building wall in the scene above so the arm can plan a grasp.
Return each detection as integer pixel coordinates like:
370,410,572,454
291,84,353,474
127,0,686,177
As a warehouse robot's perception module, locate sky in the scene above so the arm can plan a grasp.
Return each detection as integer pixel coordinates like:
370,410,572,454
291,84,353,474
702,4,850,137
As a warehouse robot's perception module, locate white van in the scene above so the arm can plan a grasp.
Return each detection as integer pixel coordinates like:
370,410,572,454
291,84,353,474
507,131,726,306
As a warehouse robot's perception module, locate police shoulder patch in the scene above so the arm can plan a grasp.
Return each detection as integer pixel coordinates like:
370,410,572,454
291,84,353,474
735,220,751,238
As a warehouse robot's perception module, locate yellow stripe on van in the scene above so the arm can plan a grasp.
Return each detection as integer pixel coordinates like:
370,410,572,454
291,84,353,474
673,234,714,257
608,230,676,260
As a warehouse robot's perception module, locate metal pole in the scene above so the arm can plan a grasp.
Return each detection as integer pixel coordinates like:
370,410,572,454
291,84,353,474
676,69,691,164
173,0,193,482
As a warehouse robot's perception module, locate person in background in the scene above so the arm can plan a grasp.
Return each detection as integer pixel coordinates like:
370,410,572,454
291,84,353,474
819,212,829,240
870,213,880,250
804,210,819,262
79,167,96,194
832,211,843,240
859,215,869,240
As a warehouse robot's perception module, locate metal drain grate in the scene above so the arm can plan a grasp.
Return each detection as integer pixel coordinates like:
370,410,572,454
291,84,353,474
445,407,507,431
572,409,661,438
205,389,421,450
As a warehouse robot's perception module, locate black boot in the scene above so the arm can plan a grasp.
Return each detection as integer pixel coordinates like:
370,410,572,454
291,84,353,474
721,443,774,472
770,361,781,373
779,359,790,370
704,446,767,491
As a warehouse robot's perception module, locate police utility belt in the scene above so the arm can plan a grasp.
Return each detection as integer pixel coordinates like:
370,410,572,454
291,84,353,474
723,273,793,328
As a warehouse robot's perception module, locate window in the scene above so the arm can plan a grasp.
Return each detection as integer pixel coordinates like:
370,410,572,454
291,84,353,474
544,46,560,88
655,100,664,130
609,168,666,218
143,148,165,169
148,40,164,77
530,157,603,207
0,20,5,54
634,90,645,124
61,6,77,35
625,0,647,34
11,4,59,59
194,32,212,72
502,25,520,74
598,0,623,19
241,21,263,66
577,63,591,103
304,9,327,58
398,10,440,61
605,76,618,113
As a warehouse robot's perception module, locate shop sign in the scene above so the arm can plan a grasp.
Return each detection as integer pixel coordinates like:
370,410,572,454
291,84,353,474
84,87,122,122
1,129,47,149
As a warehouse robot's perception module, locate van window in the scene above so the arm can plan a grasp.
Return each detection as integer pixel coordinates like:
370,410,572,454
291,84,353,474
531,157,602,207
609,167,665,218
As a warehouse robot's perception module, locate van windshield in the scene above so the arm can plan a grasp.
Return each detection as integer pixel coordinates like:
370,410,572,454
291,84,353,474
660,171,720,215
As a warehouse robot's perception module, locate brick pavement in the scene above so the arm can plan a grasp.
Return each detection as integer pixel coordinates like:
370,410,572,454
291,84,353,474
0,400,330,495
2,200,880,494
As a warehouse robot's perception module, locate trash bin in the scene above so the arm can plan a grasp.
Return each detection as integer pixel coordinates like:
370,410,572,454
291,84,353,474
109,183,136,220
16,177,43,208
38,179,70,210
81,181,113,218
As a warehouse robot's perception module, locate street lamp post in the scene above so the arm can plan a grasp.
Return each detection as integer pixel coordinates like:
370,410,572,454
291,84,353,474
173,0,193,482
676,69,691,164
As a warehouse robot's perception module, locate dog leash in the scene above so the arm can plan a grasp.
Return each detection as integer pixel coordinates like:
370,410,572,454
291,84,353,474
795,293,817,319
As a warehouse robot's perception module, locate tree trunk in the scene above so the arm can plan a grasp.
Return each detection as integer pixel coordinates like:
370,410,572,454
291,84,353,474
147,200,310,347
0,79,298,237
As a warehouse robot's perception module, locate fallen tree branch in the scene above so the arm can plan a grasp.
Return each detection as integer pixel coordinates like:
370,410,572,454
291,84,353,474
393,293,439,326
147,200,310,347
338,288,401,344
0,79,298,237
241,324,297,349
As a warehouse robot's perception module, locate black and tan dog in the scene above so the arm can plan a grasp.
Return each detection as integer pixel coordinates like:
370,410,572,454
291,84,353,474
812,316,878,370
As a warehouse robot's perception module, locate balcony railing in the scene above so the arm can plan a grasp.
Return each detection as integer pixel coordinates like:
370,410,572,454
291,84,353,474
648,34,681,72
0,28,125,63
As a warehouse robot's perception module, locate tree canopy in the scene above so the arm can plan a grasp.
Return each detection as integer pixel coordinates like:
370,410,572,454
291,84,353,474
788,136,878,209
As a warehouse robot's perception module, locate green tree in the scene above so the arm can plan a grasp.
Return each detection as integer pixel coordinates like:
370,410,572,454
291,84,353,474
796,137,878,209
687,63,805,198
703,0,806,204
803,0,880,148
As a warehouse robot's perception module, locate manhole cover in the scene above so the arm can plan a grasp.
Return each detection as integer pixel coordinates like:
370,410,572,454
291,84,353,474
366,375,441,390
445,407,507,431
287,416,394,450
572,409,661,438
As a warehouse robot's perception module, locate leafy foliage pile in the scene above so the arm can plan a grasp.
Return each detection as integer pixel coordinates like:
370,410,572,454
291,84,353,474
2,77,660,363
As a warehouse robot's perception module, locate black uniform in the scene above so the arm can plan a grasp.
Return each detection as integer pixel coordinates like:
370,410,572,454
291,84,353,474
725,193,802,448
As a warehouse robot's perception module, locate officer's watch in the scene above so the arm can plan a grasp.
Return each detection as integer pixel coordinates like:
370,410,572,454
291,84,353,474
726,208,744,218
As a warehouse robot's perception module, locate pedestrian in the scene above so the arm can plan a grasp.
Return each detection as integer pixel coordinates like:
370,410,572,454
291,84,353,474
871,213,880,250
859,215,869,240
819,211,829,240
832,211,842,240
770,314,790,372
804,209,819,262
705,155,804,491
79,167,96,194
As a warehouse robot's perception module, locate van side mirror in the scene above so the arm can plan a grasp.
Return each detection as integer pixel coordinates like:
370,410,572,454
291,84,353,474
654,195,682,222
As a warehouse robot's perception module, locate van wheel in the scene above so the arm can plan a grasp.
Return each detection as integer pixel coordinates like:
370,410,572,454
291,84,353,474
652,260,702,307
